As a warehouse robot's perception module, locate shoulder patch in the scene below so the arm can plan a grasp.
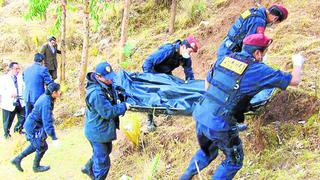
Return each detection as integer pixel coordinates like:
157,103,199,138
241,10,251,20
220,56,248,75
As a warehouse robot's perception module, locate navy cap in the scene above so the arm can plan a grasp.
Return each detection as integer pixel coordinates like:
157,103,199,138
34,53,45,62
95,61,116,80
47,82,60,93
48,36,56,41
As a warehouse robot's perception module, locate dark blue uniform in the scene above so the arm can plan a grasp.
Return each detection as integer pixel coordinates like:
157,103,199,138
142,40,194,80
181,51,292,179
10,93,58,172
84,72,127,179
24,94,57,154
217,7,267,60
23,62,53,117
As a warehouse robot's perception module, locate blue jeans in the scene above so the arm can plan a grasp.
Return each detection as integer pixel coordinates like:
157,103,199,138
181,123,244,180
89,141,112,180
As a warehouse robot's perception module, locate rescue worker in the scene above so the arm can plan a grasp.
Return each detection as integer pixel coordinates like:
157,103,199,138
81,61,131,179
180,33,305,179
142,35,199,131
11,82,61,173
217,4,288,60
40,36,61,80
23,53,53,118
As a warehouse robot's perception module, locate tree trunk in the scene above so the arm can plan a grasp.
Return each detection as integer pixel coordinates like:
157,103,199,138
60,0,67,82
119,0,130,62
168,0,176,34
79,0,90,96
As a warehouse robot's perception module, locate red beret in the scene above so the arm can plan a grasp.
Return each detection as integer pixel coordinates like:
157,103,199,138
243,34,272,48
269,4,288,22
186,35,199,53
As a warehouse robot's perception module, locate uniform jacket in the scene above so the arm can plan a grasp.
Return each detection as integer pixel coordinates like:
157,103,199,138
84,73,127,143
40,43,61,70
0,73,25,111
142,40,194,80
23,62,53,104
193,51,292,131
24,94,57,140
225,7,267,49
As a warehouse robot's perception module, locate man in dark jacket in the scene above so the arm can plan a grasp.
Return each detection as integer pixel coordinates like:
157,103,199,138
40,36,61,80
142,35,199,131
11,82,61,173
81,61,131,180
23,53,53,118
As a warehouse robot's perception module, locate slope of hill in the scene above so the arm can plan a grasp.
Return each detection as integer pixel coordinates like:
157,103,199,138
0,0,319,179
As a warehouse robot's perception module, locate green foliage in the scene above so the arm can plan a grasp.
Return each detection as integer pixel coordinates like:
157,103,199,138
147,153,161,180
120,42,135,69
0,0,5,7
33,36,39,48
24,0,51,20
48,4,62,36
90,0,110,32
190,0,206,20
176,0,206,29
90,45,99,56
123,42,134,60
66,3,78,12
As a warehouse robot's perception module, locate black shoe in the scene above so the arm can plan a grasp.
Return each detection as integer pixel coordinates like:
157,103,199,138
33,165,50,173
11,157,23,172
81,166,94,179
147,122,156,132
4,134,11,139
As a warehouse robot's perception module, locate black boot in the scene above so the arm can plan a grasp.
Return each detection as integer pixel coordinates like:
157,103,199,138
11,145,36,172
33,152,50,173
81,158,94,179
147,113,156,132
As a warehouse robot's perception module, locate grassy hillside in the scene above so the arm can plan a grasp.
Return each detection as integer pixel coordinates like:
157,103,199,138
0,0,319,179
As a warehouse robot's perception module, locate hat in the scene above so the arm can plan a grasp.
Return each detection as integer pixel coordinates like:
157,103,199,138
185,35,199,53
243,34,272,48
34,53,45,62
48,36,56,41
268,4,288,22
95,61,116,80
47,82,60,93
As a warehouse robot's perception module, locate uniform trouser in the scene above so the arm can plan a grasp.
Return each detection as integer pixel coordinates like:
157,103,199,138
49,69,57,80
181,123,244,180
17,135,48,165
29,135,49,154
25,102,34,119
88,141,112,180
2,106,25,136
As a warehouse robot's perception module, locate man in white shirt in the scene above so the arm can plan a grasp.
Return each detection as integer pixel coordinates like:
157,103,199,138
0,62,26,139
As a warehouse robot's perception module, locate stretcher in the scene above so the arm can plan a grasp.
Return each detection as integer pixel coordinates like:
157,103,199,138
114,70,276,115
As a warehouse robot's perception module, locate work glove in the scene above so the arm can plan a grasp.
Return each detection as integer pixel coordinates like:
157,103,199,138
125,103,131,110
292,54,305,67
52,139,60,148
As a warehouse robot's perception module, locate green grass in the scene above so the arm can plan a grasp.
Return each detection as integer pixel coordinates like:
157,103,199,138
0,125,92,180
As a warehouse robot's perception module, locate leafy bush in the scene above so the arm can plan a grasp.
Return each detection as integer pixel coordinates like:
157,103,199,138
0,0,5,7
